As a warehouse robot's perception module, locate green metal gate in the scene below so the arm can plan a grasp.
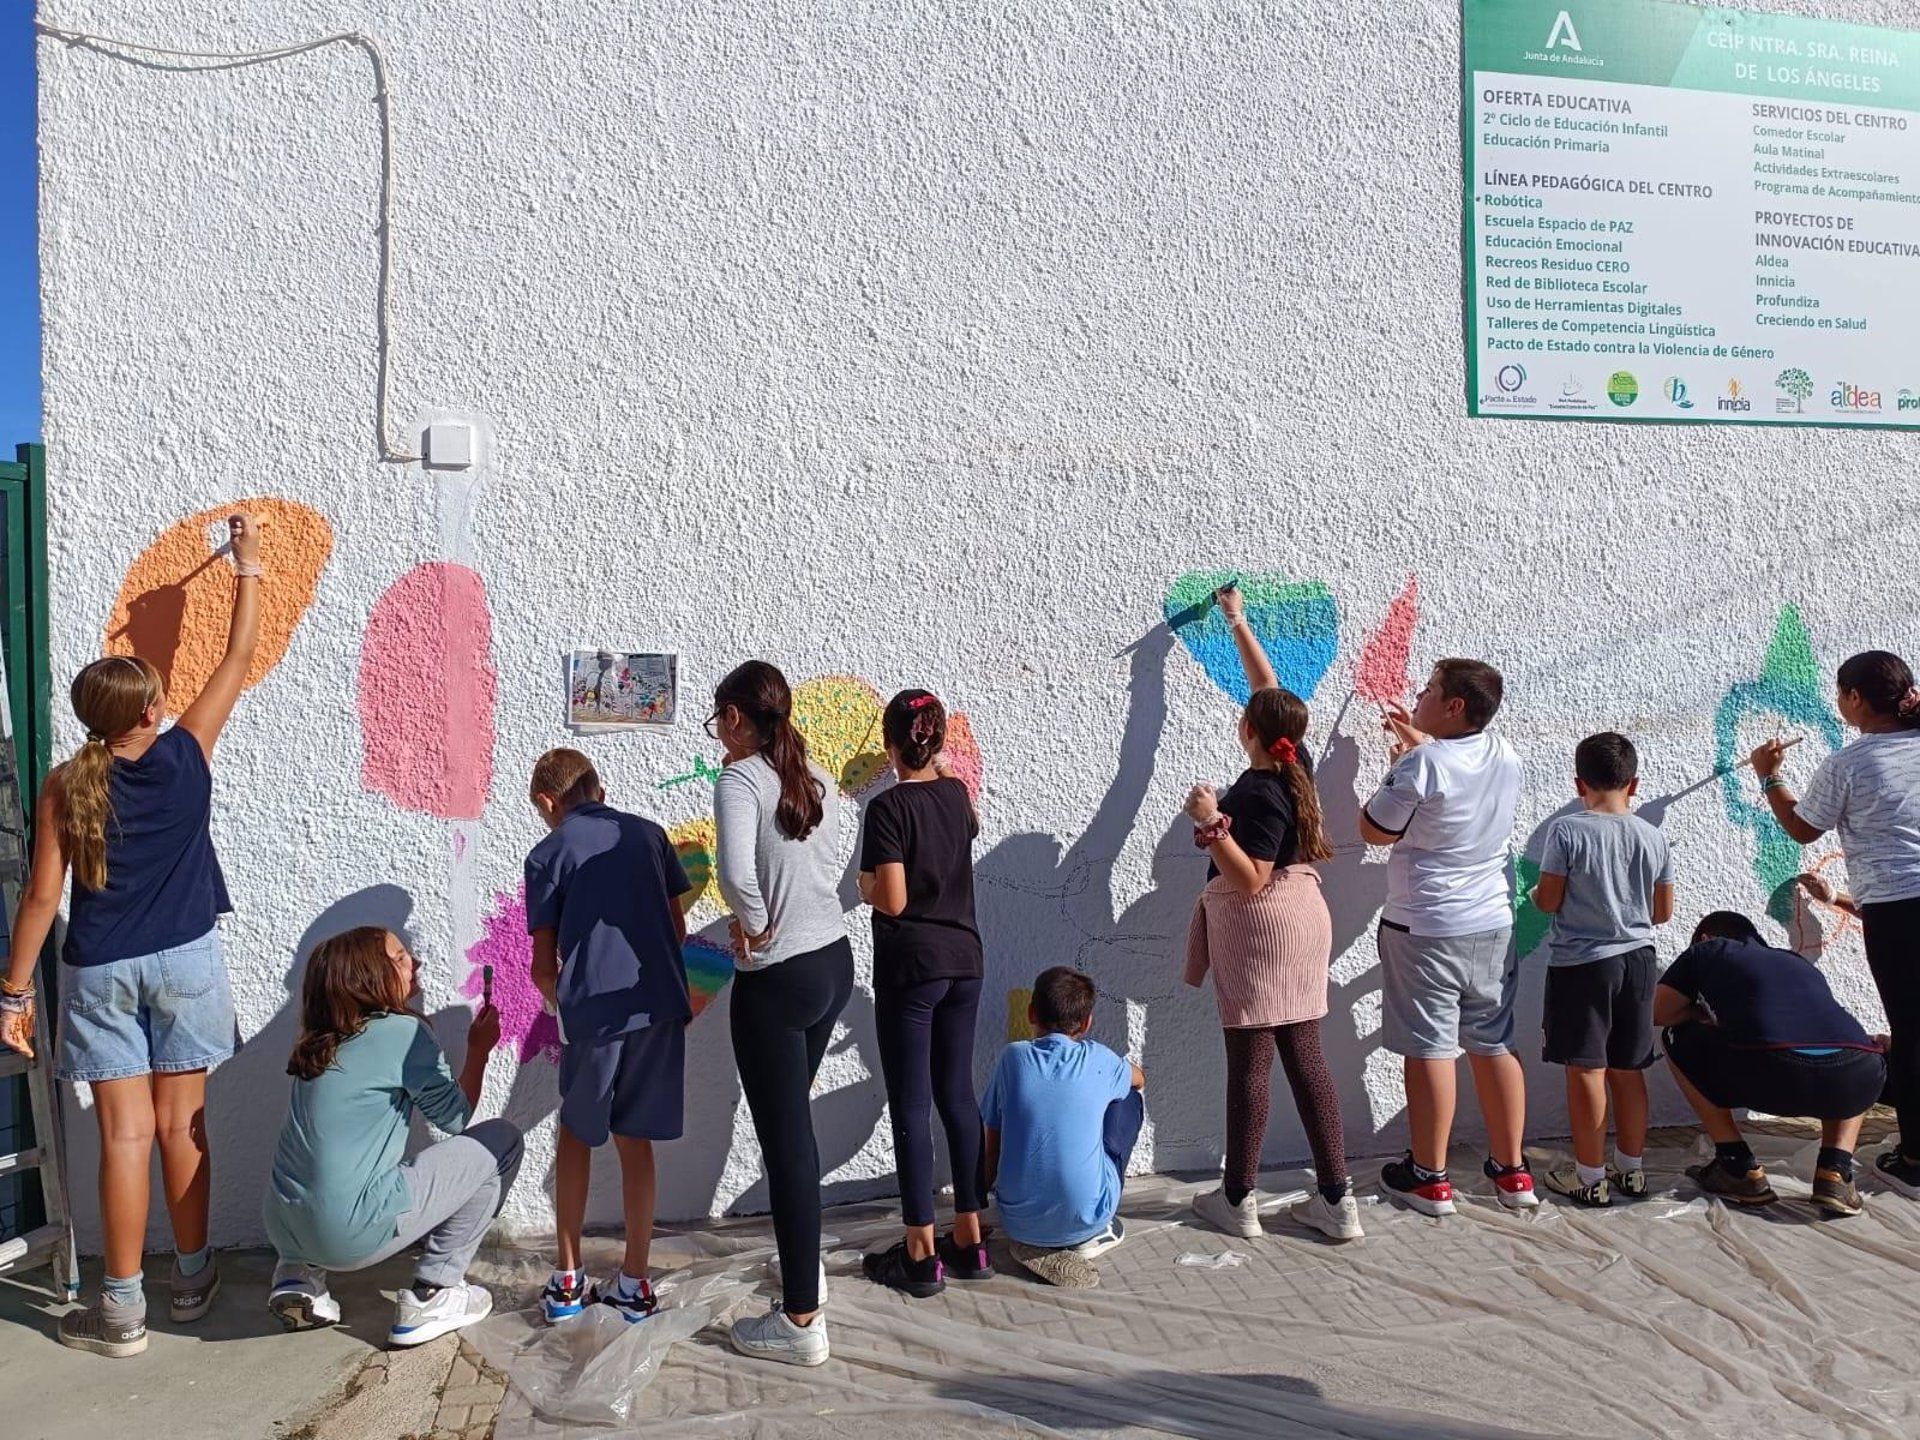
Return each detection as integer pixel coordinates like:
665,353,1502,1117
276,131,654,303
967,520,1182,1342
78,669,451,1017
0,441,51,1244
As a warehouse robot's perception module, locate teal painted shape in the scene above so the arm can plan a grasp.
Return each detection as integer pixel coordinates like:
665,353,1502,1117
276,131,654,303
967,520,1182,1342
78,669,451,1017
1513,854,1552,960
1715,606,1842,922
1165,571,1340,704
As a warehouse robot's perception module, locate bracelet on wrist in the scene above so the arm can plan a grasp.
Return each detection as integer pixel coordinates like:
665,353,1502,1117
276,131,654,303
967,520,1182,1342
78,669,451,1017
0,975,32,998
233,561,265,579
0,989,33,1015
1192,813,1233,848
1760,774,1787,793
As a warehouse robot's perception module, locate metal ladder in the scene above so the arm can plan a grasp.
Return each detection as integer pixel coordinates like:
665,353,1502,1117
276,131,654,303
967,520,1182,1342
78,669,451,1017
0,641,77,1299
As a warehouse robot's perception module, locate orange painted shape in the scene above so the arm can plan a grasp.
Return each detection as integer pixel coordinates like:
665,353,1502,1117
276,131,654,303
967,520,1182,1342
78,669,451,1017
105,499,334,715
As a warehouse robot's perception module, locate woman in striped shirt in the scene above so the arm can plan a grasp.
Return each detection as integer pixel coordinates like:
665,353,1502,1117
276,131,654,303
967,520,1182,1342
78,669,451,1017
1182,585,1360,1244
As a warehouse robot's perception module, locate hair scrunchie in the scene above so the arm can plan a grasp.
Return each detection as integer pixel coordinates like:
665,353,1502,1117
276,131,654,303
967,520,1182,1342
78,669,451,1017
1267,736,1298,765
1901,686,1920,718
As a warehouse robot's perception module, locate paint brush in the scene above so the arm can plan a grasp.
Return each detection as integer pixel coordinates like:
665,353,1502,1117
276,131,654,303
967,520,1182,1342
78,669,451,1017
482,964,494,1009
1164,575,1243,632
1727,735,1803,772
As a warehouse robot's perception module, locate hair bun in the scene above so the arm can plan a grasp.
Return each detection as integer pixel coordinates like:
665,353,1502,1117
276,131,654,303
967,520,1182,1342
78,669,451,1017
1902,686,1920,717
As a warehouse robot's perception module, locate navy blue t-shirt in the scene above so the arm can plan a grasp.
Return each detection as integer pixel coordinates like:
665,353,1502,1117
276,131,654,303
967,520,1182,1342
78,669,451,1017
1658,938,1875,1051
64,726,231,967
525,802,693,1043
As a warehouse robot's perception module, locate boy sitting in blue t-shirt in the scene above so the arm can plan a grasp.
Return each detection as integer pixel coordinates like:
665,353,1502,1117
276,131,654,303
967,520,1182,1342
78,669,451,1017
526,749,693,1324
982,966,1145,1289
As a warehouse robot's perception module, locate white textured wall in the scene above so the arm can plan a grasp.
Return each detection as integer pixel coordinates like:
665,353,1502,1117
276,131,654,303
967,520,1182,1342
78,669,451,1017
36,0,1913,1249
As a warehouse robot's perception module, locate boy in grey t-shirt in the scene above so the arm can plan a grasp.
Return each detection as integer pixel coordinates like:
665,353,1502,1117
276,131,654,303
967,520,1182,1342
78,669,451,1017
1532,733,1675,1207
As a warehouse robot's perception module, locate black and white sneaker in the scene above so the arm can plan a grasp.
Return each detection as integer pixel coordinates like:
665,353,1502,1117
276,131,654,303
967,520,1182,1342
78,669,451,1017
862,1241,945,1298
1873,1148,1920,1200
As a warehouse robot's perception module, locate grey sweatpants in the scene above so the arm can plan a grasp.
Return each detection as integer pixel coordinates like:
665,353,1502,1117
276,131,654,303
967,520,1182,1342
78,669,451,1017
275,1118,524,1290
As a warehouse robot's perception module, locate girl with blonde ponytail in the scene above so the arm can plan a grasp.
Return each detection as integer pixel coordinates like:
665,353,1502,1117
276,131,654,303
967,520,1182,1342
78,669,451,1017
1180,584,1362,1247
1,515,263,1357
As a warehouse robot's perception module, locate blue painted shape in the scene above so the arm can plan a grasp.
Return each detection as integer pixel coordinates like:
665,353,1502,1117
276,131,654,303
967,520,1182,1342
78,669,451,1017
1164,571,1340,704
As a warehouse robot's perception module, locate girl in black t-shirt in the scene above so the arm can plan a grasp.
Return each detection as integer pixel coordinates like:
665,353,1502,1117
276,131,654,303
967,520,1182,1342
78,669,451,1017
857,690,990,1297
1182,584,1361,1245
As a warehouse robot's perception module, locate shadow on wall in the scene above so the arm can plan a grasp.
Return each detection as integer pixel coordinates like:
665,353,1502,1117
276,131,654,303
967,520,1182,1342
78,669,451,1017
63,884,421,1252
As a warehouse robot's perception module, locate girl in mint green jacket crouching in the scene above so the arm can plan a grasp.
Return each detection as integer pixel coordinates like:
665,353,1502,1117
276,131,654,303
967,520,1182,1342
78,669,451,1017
263,925,518,1347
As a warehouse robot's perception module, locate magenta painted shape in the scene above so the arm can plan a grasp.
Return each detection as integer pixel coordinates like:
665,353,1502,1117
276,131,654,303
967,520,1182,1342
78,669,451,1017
359,562,498,820
1354,576,1419,705
462,883,561,1065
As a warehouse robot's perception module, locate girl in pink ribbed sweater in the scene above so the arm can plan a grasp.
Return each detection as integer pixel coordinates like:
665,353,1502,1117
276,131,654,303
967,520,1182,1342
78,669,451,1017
1181,584,1361,1244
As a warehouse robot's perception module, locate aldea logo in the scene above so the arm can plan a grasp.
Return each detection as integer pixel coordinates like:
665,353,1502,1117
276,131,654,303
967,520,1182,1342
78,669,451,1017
1547,11,1583,51
1718,379,1752,414
1831,382,1882,413
1900,388,1920,413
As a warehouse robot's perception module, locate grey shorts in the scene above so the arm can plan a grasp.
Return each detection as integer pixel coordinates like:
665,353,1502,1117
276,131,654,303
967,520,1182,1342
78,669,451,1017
1378,922,1518,1060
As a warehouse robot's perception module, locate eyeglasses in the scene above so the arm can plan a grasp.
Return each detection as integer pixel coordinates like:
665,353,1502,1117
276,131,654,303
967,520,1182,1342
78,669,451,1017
702,711,720,739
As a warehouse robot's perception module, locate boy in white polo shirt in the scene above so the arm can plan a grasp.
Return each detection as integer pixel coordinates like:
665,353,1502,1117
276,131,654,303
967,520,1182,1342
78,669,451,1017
1359,659,1534,1216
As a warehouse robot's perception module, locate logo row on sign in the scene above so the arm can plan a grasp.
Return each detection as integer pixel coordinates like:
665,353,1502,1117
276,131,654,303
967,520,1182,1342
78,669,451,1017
1486,363,1917,417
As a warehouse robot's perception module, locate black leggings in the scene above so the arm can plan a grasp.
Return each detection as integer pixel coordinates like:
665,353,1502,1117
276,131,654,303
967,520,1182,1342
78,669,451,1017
1862,897,1920,1151
729,937,855,1313
874,976,986,1227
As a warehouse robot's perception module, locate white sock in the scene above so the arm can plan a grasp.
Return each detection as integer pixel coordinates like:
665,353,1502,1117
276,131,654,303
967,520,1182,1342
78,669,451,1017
614,1271,647,1298
551,1268,581,1287
1615,1150,1644,1173
1576,1161,1607,1188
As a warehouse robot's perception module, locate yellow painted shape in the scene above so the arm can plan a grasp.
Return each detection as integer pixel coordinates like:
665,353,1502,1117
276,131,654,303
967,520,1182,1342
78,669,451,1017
670,816,721,918
791,674,887,795
1006,987,1034,1041
106,498,334,715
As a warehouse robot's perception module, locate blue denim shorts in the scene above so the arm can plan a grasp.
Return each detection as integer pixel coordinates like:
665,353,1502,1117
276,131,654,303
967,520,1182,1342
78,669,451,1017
55,928,238,1083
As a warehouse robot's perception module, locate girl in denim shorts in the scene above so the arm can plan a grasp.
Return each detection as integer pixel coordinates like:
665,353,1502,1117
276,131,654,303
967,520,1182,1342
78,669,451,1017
0,515,262,1357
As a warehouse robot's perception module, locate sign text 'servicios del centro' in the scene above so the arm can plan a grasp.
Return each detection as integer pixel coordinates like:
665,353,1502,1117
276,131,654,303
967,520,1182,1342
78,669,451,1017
1465,0,1920,427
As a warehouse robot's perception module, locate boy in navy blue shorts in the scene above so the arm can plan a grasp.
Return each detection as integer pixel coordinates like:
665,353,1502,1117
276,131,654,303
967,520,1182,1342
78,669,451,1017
527,749,693,1323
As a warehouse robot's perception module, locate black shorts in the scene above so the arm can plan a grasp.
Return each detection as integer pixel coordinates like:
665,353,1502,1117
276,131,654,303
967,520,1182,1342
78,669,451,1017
1542,947,1656,1070
1664,1024,1886,1120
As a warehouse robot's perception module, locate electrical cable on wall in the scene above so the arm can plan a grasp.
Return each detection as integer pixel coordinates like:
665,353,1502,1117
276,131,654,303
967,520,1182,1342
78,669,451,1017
35,24,422,464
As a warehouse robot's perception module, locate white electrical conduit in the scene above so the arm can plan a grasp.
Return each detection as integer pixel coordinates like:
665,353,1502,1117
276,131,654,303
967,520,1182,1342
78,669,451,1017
35,24,421,463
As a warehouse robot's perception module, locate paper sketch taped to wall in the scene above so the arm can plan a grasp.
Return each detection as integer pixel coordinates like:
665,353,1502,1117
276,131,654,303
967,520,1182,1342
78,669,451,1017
1164,571,1340,704
568,649,677,731
359,561,499,821
106,498,333,712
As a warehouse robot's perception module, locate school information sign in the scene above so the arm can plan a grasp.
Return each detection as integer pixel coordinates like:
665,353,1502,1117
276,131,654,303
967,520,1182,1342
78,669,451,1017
1465,0,1920,426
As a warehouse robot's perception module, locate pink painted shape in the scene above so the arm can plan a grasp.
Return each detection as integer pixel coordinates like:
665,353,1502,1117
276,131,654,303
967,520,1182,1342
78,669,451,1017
358,562,498,820
462,883,561,1065
1354,576,1419,705
944,712,985,803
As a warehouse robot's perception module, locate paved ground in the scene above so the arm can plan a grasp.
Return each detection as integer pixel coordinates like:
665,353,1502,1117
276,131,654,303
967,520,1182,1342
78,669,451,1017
4,1122,1917,1440
0,1248,502,1440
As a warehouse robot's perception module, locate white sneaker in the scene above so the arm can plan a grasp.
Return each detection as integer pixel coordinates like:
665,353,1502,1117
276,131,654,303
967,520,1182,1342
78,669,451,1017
767,1255,829,1303
1074,1216,1126,1259
269,1271,342,1331
1193,1187,1262,1240
388,1282,493,1348
729,1301,830,1367
1290,1192,1364,1243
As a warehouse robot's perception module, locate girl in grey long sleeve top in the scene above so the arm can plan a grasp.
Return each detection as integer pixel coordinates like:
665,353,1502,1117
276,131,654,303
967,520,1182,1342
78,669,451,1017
708,661,855,1365
714,752,846,969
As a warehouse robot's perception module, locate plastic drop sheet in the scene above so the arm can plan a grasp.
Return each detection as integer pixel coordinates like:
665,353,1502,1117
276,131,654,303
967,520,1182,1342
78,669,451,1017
464,1128,1920,1438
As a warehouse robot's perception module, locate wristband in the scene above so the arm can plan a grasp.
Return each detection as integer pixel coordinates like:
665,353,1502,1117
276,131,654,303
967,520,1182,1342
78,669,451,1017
233,561,265,579
0,988,32,1015
1760,774,1787,793
1193,814,1233,848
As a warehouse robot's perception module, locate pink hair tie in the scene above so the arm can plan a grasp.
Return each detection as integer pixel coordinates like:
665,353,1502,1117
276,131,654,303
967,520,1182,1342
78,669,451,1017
1267,736,1298,765
907,695,939,710
1901,686,1920,717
